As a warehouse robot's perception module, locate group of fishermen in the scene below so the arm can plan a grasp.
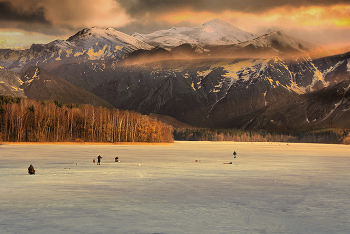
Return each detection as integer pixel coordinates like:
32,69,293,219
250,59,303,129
92,155,120,164
28,155,120,174
28,151,237,174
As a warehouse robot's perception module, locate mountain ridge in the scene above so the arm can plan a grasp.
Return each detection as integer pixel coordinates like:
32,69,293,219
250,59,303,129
0,26,154,73
0,19,349,132
132,18,257,48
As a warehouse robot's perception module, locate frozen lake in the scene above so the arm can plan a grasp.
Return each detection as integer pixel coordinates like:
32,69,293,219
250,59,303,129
1,141,350,234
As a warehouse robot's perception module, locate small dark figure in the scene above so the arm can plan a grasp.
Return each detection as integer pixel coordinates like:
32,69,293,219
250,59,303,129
115,157,119,162
93,158,95,164
233,151,237,158
28,164,35,174
97,155,102,165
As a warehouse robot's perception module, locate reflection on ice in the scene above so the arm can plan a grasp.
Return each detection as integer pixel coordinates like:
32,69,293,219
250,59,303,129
0,141,349,233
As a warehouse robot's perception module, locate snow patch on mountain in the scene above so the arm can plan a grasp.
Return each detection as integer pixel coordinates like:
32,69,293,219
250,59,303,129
282,79,306,95
66,49,73,57
323,61,343,76
24,67,40,84
306,62,328,92
86,45,108,60
320,100,343,122
216,59,268,83
274,57,306,94
197,70,211,77
203,59,269,87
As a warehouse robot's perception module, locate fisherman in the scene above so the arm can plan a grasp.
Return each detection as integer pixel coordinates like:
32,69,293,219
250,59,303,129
28,164,35,174
233,151,237,158
97,155,102,165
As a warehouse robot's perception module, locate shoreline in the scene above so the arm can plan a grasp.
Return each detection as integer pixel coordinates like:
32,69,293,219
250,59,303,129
0,141,174,146
1,141,348,146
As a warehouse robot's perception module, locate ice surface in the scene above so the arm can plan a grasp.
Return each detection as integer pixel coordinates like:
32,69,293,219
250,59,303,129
1,141,350,234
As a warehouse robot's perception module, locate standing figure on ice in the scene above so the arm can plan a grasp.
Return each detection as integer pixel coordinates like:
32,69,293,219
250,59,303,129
97,155,102,165
28,164,35,174
233,151,237,158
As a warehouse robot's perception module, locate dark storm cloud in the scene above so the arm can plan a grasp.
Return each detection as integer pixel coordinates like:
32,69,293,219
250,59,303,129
120,0,350,15
0,1,49,23
0,0,131,36
0,0,348,47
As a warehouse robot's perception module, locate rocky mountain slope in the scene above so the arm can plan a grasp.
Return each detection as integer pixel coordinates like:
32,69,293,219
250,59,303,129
206,53,350,129
0,66,26,97
20,66,113,108
82,52,349,130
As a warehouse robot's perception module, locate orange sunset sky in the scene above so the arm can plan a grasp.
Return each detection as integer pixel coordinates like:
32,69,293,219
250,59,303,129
0,0,349,49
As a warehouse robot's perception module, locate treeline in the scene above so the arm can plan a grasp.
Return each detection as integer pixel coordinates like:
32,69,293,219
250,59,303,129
292,128,350,144
174,128,350,144
0,96,173,143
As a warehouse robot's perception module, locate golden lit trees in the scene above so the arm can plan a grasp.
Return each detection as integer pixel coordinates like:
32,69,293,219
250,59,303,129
0,97,174,143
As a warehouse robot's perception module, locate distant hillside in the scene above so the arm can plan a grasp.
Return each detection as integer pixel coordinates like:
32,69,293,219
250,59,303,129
174,128,350,144
21,66,113,108
148,113,193,129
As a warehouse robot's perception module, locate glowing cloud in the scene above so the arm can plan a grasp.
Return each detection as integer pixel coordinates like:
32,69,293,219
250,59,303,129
148,4,349,47
0,29,62,49
157,5,350,30
43,0,132,28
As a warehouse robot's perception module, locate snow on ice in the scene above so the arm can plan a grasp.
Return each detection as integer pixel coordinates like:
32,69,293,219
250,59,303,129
1,141,350,234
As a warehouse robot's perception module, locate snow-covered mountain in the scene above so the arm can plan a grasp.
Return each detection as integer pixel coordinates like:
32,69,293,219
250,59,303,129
234,30,316,53
66,27,153,52
125,29,317,63
0,27,153,73
1,19,350,131
0,20,318,73
196,30,317,59
132,19,257,48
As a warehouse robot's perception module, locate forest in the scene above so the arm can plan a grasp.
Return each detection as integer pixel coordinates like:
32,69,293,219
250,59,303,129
1,95,349,144
174,128,350,144
0,96,174,143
